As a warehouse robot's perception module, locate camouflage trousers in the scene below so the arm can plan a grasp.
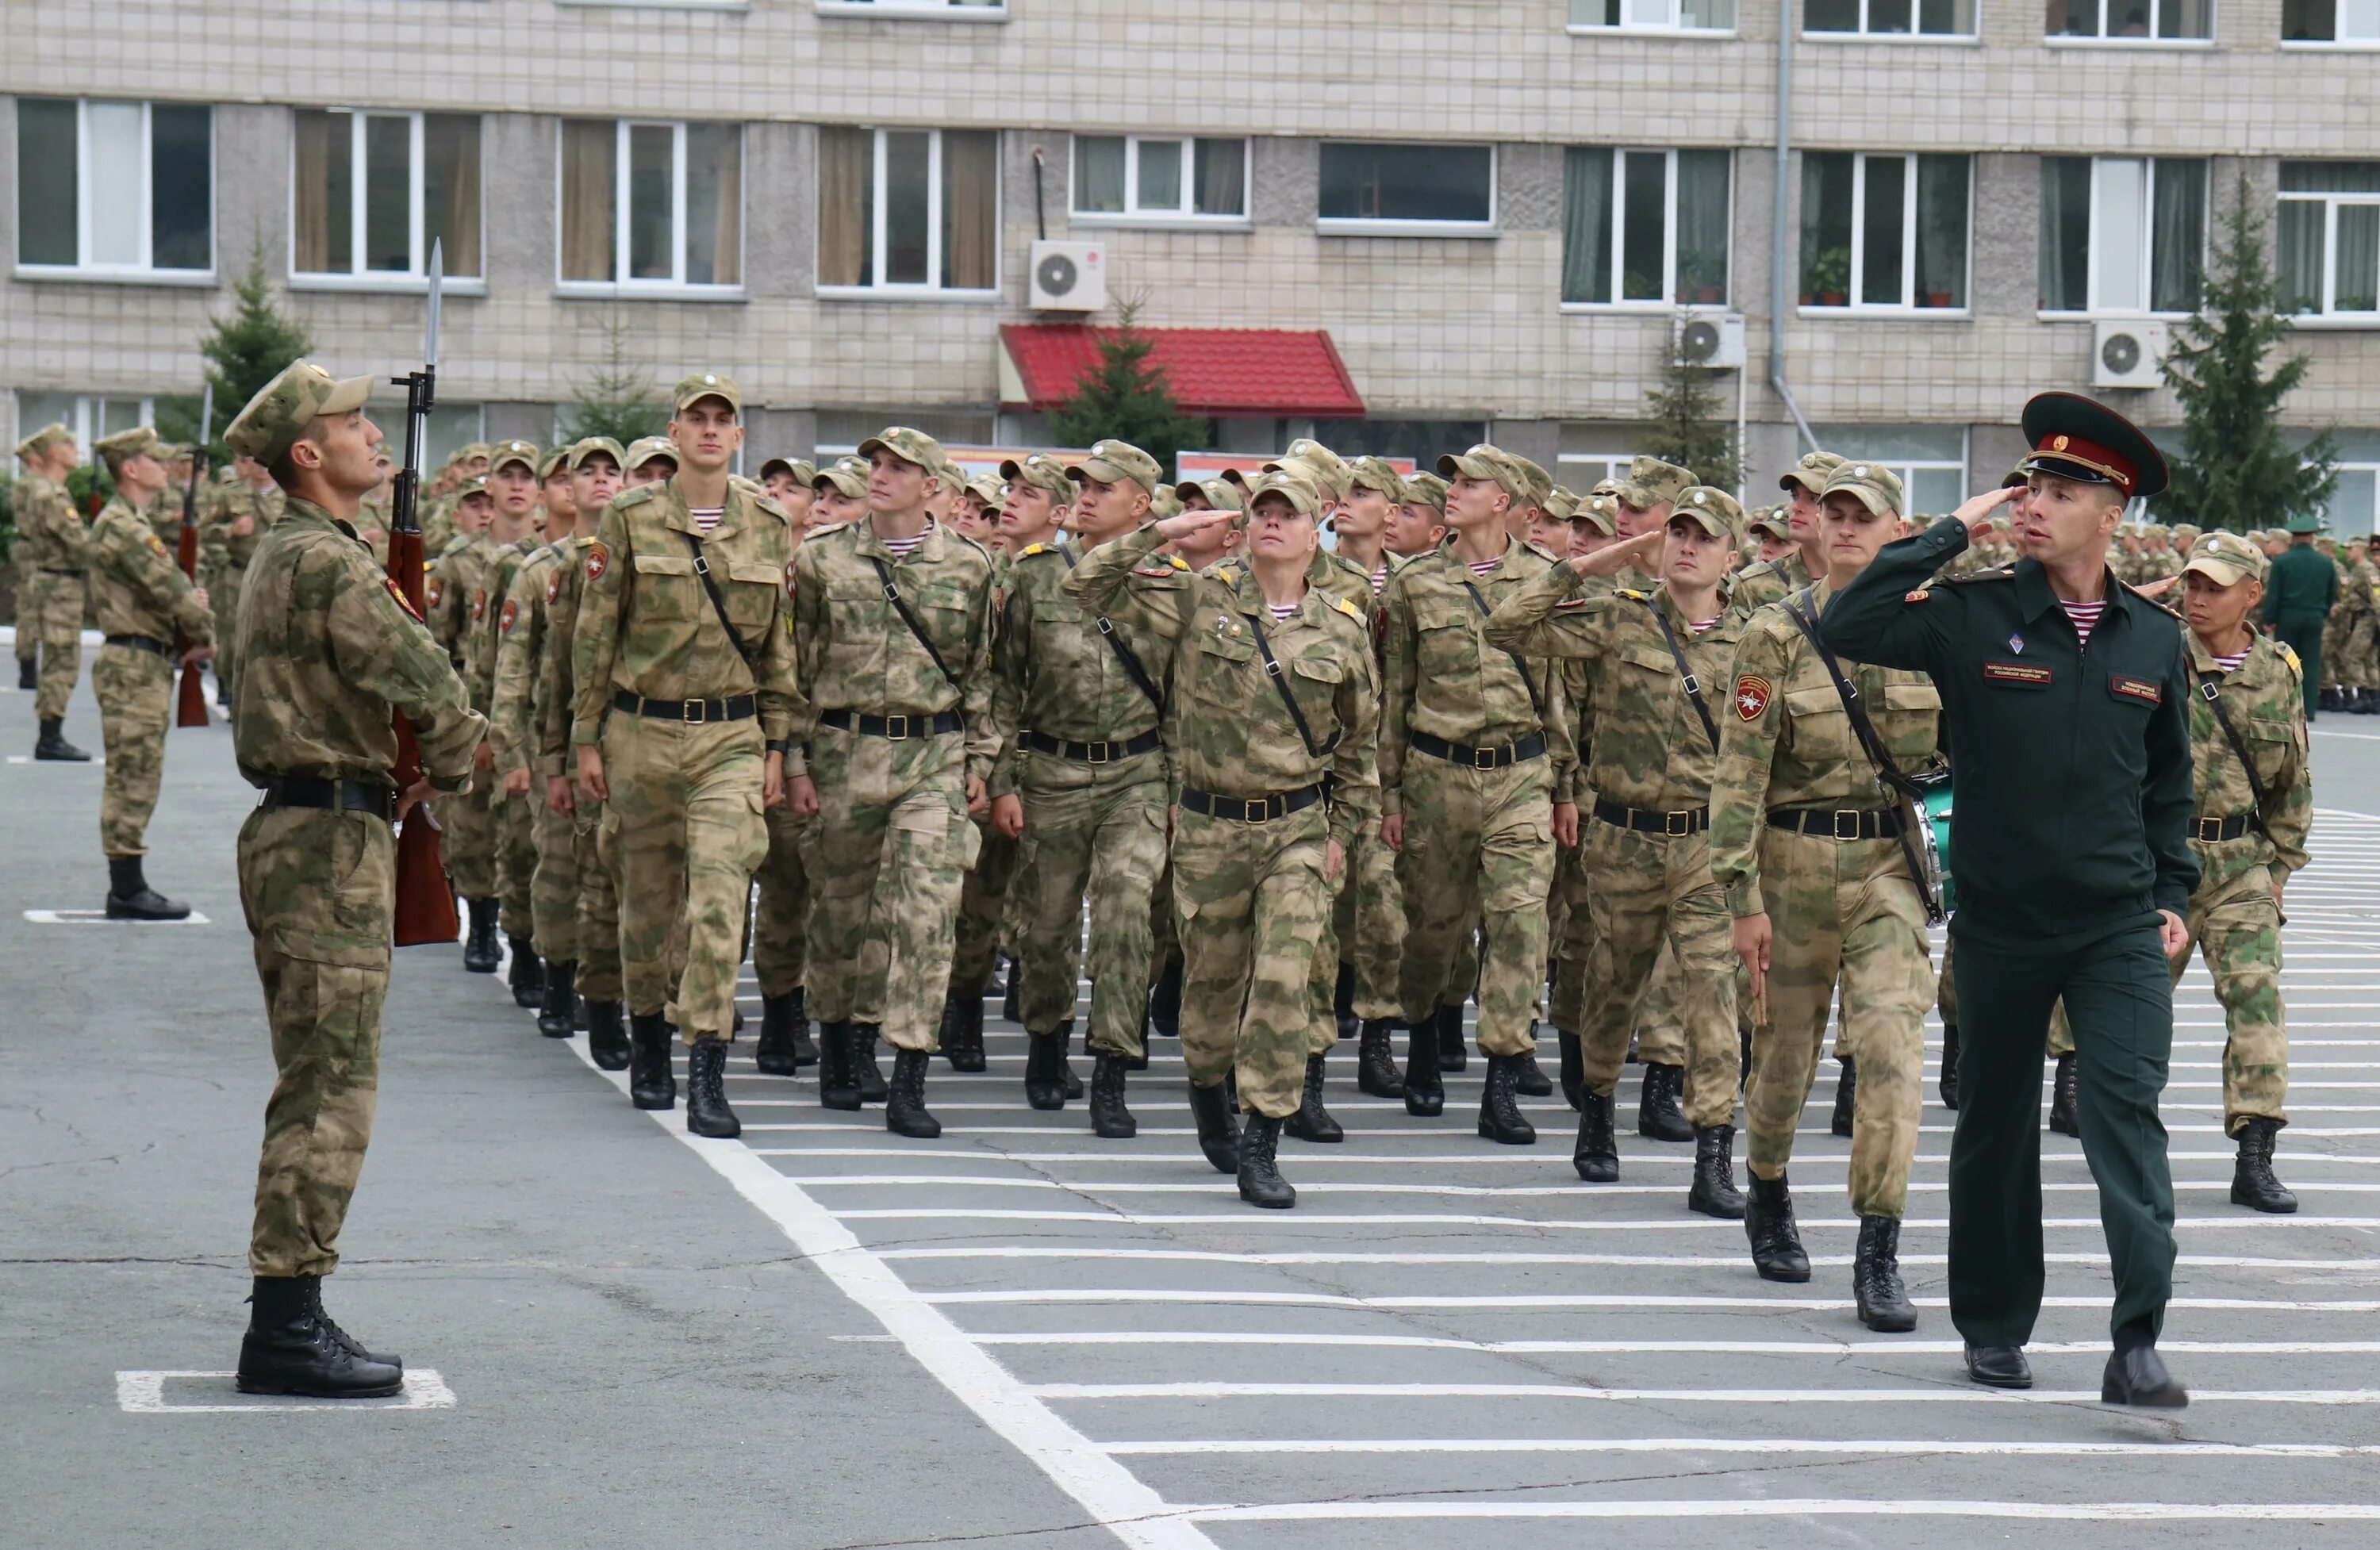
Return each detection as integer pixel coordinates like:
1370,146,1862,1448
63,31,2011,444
1578,820,1740,1128
29,571,85,722
575,797,624,1002
1394,756,1555,1057
13,567,40,665
1631,941,1713,1067
1550,842,1596,1036
2171,867,2290,1134
1173,803,1334,1120
1150,861,1180,992
952,822,1018,998
803,727,977,1053
1741,831,1933,1219
601,713,768,1042
209,559,248,704
443,773,497,900
93,642,171,857
1317,816,1404,1030
494,785,539,938
2336,615,2378,691
752,804,811,997
1012,752,1169,1056
531,793,579,963
239,805,392,1279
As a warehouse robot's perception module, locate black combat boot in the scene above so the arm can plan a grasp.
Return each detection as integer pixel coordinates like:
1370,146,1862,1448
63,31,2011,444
461,898,501,973
1334,961,1358,1042
33,716,90,762
1572,1091,1619,1183
1025,1021,1071,1111
16,656,34,692
1236,1112,1296,1209
818,1021,862,1111
2048,1052,2080,1137
685,1037,740,1138
1057,1026,1084,1100
585,999,629,1070
506,934,544,1007
885,1048,942,1138
1511,1026,1554,1097
628,1013,676,1110
236,1276,403,1398
1435,1003,1468,1072
1637,1061,1691,1142
755,991,812,1075
1356,1019,1404,1099
1284,1054,1344,1143
852,1025,889,1103
942,986,987,1072
1188,1080,1241,1174
1557,1030,1584,1111
1854,1216,1917,1332
2232,1118,2298,1213
1148,955,1183,1039
1401,1019,1444,1117
104,856,191,921
1476,1053,1537,1145
1089,1052,1137,1139
536,960,578,1038
1000,957,1020,1022
1831,1057,1858,1138
1744,1172,1810,1283
1938,1023,1961,1110
1687,1124,1747,1219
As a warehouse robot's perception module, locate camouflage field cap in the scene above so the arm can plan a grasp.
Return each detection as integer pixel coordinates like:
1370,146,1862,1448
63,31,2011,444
1436,443,1530,505
1779,450,1846,495
1000,451,1076,500
566,436,628,472
1068,437,1163,494
458,442,493,466
812,455,869,498
1246,466,1323,518
1570,493,1618,537
14,421,74,461
537,448,570,481
1177,477,1246,512
486,439,541,478
624,436,678,472
1618,455,1696,510
453,474,491,501
1669,485,1745,541
2171,523,2202,542
1148,484,1183,522
225,359,374,463
1818,459,1906,518
1265,439,1353,500
2183,529,2268,587
672,372,742,415
1345,455,1409,502
965,474,1005,509
94,425,165,474
758,456,797,481
1542,485,1580,522
1499,450,1553,512
1402,470,1449,511
1749,505,1794,541
858,425,944,472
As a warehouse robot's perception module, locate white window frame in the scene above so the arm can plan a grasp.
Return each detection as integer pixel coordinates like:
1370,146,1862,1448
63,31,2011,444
1816,430,1971,513
13,393,158,455
13,100,213,284
1802,152,1972,315
555,118,745,299
2281,177,2380,320
1560,148,1734,313
1556,449,1646,489
1315,142,1499,239
815,127,1003,301
1067,134,1251,228
1802,0,1979,38
1565,0,1737,36
2044,0,2216,45
814,0,1008,19
2038,156,2206,319
2282,0,2380,46
286,109,486,294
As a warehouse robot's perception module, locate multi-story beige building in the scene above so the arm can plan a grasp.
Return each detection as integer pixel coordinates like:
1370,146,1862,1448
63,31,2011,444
5,0,2377,526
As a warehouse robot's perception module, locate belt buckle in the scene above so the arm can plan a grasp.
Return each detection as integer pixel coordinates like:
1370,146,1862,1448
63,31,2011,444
1472,746,1497,770
1664,809,1691,838
682,699,708,723
1088,741,1111,765
2196,818,2221,842
1833,810,1860,841
1245,794,1276,823
884,714,909,740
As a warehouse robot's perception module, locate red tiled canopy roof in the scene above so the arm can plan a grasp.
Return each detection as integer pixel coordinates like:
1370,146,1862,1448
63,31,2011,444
998,324,1365,419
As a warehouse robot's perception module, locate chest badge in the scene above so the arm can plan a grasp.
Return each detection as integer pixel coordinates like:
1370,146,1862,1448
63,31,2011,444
2007,633,2025,654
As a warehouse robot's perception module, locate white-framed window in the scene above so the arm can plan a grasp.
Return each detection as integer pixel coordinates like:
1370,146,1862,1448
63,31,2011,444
2286,0,2380,41
2045,0,2212,39
1805,0,1976,34
1070,135,1248,224
290,109,482,286
1799,152,1970,311
816,0,1005,16
13,391,155,454
1560,148,1732,308
14,99,211,278
1316,142,1495,236
2324,462,2380,534
816,127,1000,296
1568,0,1736,33
2038,157,2205,315
1814,424,1969,513
2279,163,2380,318
557,119,743,294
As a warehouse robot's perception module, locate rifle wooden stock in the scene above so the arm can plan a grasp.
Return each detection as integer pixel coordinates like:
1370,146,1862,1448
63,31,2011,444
173,495,209,727
386,519,460,946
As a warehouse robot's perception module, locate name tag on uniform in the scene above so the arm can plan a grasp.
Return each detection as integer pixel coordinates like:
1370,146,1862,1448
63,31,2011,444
1982,660,2053,688
2110,674,2162,704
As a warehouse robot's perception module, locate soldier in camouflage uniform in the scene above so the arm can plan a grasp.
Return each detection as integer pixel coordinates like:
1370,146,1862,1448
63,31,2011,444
426,477,500,969
786,427,998,1138
86,428,217,919
10,425,58,693
223,361,484,1398
624,436,678,487
13,424,95,760
749,461,821,1079
1546,493,1621,1107
574,374,800,1138
466,440,553,1007
202,458,286,712
1065,472,1380,1209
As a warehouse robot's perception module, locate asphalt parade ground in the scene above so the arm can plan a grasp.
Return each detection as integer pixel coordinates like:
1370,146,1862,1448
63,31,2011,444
9,634,2380,1549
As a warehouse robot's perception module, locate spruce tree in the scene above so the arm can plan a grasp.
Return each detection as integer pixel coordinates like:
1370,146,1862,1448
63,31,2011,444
559,313,667,447
2159,175,2336,533
1641,352,1741,492
167,243,314,462
1048,303,1209,477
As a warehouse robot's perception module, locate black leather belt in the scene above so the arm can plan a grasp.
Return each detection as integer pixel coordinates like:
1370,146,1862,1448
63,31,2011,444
261,776,398,823
1180,784,1326,823
821,708,963,740
40,566,84,577
613,689,757,723
1024,728,1161,764
1593,796,1709,836
1767,807,1903,840
103,634,173,658
1412,730,1548,769
2194,813,2253,842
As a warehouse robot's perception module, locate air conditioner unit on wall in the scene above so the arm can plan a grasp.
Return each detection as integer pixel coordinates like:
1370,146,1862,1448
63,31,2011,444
1028,240,1107,312
1673,308,1747,370
2092,320,2171,390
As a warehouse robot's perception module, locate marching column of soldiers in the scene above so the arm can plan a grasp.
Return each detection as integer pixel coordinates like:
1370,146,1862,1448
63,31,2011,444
9,372,2321,1409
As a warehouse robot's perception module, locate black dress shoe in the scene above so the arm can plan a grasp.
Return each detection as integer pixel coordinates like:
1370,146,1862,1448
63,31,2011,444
2102,1346,2189,1408
104,857,192,921
685,1037,740,1138
1964,1343,2033,1389
1188,1080,1240,1174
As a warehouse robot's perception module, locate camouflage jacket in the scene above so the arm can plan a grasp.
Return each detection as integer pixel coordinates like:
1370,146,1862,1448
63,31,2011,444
13,474,86,572
88,497,213,646
229,498,484,793
574,476,804,747
1308,546,1380,612
202,478,283,572
1484,568,1748,815
536,533,597,776
2184,631,2312,896
463,531,545,717
1377,537,1575,819
1709,579,1945,916
786,516,996,784
1726,548,1813,623
490,542,570,776
1065,526,1380,849
424,531,484,668
989,535,1177,798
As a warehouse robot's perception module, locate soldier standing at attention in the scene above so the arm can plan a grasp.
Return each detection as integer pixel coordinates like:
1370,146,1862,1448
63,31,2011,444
426,477,501,971
14,424,95,760
85,428,217,919
10,426,57,694
202,455,286,712
493,451,580,1037
624,437,678,487
573,375,799,1138
1334,457,1415,1101
1388,473,1449,558
786,428,997,1137
2263,513,2338,721
1064,471,1379,1208
469,441,553,1008
750,458,820,1078
223,362,483,1397
1820,393,2197,1407
810,455,870,528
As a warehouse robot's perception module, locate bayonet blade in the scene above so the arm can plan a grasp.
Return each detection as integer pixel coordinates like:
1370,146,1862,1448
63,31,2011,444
424,240,443,369
198,382,214,447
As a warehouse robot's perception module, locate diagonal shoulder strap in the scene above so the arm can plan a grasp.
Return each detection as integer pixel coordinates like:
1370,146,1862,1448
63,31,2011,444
1641,594,1720,750
1246,608,1339,761
1058,541,1163,711
2187,658,2274,842
678,530,759,668
1458,578,1549,728
865,553,958,689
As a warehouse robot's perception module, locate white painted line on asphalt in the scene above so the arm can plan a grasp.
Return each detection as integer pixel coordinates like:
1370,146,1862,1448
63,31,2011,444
1036,1381,2380,1406
834,1207,2380,1233
1111,1437,2380,1459
1186,1499,2380,1523
778,1172,2380,1195
114,1369,454,1413
925,1290,2380,1314
879,1247,2375,1269
23,908,209,925
977,1333,2380,1356
6,755,104,765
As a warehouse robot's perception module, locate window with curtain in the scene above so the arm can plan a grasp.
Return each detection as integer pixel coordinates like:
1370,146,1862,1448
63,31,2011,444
2278,163,2380,317
1070,135,1247,221
2286,0,2380,40
1560,147,1732,306
557,119,742,290
1568,0,1737,29
291,110,482,281
1806,0,1977,33
1317,143,1494,228
1799,151,1969,309
15,98,211,273
816,127,1000,294
2045,0,2211,36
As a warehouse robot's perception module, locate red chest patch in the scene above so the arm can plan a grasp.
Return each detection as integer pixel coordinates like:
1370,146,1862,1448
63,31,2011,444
2111,673,2162,704
1733,673,1773,721
585,540,609,582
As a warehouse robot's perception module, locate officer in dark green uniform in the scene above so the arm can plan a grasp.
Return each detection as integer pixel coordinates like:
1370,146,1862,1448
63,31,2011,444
2261,512,2337,720
1821,393,2198,1410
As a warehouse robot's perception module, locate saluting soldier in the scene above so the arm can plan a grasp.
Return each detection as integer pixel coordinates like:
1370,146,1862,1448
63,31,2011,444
468,440,553,1007
222,362,483,1398
14,423,96,760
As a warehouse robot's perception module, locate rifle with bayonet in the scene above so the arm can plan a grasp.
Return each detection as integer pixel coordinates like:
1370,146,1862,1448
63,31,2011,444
173,384,214,728
389,242,461,947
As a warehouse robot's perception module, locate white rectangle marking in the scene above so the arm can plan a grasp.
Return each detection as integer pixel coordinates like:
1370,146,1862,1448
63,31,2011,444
114,1369,454,1412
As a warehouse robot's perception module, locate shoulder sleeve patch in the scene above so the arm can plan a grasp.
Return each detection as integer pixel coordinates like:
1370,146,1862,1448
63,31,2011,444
499,597,520,634
1733,673,1773,720
383,575,424,623
585,540,609,581
547,570,564,605
471,588,486,621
